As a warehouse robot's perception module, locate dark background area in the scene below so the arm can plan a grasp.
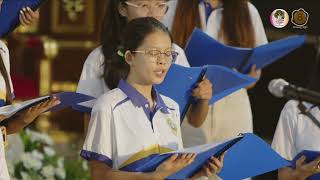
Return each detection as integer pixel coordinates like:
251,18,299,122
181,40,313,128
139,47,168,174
248,1,319,179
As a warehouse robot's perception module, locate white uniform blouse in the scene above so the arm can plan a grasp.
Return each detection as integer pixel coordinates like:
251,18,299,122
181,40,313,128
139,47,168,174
0,40,14,180
272,100,320,160
181,2,268,148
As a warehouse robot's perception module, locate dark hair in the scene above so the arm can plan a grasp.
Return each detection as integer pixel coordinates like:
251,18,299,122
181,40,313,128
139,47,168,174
0,55,13,104
103,17,172,89
171,0,255,48
100,0,127,66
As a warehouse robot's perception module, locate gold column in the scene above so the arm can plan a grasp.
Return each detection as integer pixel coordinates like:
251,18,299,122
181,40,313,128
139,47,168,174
36,37,59,133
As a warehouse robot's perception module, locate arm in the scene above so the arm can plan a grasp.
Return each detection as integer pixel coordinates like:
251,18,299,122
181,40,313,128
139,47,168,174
246,64,261,90
278,156,320,180
90,160,159,180
90,154,197,180
5,97,60,134
187,78,212,127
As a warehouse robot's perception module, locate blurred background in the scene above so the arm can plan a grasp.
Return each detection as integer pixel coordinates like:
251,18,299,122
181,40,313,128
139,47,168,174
3,0,319,179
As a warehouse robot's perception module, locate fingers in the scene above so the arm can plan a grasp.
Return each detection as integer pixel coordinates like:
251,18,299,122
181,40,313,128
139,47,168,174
0,115,7,121
203,164,214,177
27,96,60,115
19,7,39,26
167,154,179,162
20,9,31,26
175,153,196,167
219,152,226,165
210,156,223,172
192,78,213,99
307,157,320,174
186,153,196,165
296,155,306,168
41,96,61,109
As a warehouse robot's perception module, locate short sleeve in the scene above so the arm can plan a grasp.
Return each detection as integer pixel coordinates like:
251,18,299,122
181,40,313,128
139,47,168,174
173,43,190,68
80,96,114,167
76,47,109,109
272,101,298,160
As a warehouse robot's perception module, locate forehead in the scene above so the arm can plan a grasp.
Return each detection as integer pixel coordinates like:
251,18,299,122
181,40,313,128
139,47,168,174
139,30,172,48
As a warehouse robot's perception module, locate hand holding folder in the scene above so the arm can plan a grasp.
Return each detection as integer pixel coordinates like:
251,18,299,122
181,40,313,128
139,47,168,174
156,64,257,119
0,0,46,37
121,133,289,179
0,92,95,119
185,28,305,74
292,150,320,180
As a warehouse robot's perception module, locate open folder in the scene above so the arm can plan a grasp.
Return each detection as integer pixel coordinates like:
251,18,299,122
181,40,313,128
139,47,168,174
0,0,47,37
120,133,289,180
185,28,305,74
156,64,257,119
292,150,320,180
0,92,95,119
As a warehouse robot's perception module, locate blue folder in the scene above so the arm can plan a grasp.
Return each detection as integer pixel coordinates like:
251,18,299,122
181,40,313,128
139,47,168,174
156,64,257,119
0,92,95,119
292,150,320,180
0,0,46,37
121,133,290,180
185,28,305,74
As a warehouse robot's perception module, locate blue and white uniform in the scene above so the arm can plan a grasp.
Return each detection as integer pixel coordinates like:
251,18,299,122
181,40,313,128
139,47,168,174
81,80,183,170
0,40,14,180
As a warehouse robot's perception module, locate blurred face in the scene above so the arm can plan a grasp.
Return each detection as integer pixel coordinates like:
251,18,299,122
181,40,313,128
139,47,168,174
119,0,168,21
125,30,176,85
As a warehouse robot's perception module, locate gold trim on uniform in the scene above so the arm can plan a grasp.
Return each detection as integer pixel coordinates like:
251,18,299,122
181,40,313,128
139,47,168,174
119,144,174,169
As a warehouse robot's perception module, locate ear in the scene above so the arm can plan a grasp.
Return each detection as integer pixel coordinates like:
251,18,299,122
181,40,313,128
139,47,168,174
124,50,134,65
118,2,128,17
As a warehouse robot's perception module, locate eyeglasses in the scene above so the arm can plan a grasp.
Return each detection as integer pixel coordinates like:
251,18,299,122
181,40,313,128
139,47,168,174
131,49,179,64
124,1,169,16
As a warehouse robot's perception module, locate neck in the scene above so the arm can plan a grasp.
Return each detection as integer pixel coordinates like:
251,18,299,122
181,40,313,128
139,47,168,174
126,75,153,104
209,0,220,8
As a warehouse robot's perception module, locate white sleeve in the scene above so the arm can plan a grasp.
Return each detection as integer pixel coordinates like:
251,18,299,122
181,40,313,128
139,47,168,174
0,130,10,179
173,44,190,68
80,96,114,167
248,2,268,46
76,47,109,108
162,0,178,30
272,101,298,160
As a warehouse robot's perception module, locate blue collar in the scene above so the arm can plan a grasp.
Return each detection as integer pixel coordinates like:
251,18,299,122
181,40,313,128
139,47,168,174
199,0,223,23
118,80,169,113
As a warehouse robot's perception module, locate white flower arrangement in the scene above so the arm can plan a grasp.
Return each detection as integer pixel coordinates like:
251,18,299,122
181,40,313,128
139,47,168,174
6,129,90,180
6,129,65,180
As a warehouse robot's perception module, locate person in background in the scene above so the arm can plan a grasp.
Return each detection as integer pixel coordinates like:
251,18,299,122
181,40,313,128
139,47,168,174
0,5,60,179
272,59,320,180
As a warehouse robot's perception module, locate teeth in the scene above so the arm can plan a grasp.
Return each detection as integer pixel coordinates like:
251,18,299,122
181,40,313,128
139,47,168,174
155,70,164,75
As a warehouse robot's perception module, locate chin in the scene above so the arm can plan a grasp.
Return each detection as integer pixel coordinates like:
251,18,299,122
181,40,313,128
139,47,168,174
151,78,165,85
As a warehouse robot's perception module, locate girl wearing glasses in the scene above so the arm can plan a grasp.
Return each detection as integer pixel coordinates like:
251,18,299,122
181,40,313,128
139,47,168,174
81,17,224,180
170,0,267,159
76,0,212,131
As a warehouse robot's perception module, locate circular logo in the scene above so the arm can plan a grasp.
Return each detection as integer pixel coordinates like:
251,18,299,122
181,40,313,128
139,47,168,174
291,8,309,26
270,9,289,28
